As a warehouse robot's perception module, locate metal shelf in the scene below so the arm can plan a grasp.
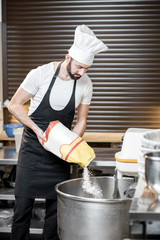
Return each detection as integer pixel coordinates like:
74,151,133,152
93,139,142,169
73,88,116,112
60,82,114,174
0,188,45,202
0,188,15,201
0,227,42,234
0,147,45,235
0,147,17,165
0,207,44,234
0,219,43,234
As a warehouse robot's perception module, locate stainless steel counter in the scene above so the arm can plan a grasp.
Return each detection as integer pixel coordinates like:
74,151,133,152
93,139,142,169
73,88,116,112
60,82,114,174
0,147,17,165
130,191,160,221
129,186,160,239
90,148,117,167
0,146,117,167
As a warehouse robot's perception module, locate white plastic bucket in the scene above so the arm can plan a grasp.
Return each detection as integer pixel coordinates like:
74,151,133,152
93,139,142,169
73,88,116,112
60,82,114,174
13,127,24,153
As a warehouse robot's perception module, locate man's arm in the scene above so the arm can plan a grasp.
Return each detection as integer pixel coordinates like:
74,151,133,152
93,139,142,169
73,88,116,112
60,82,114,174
72,104,90,137
8,87,46,143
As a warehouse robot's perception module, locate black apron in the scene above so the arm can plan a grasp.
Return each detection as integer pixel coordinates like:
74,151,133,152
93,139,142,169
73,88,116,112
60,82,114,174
15,62,76,199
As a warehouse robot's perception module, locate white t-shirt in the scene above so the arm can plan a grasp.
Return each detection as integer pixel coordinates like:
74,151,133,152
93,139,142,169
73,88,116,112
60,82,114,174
21,62,93,115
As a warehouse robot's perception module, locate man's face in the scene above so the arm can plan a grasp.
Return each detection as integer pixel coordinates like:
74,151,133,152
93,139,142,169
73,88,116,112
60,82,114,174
67,58,91,80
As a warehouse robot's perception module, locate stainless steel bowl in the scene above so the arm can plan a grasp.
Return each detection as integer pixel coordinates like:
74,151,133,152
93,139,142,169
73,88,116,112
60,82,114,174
145,152,160,201
56,176,134,240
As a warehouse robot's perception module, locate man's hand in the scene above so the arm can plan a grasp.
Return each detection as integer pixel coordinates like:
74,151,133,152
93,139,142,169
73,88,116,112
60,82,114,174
35,128,47,145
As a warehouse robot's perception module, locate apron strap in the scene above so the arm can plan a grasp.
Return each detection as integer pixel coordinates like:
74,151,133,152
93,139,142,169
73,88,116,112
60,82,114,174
48,61,63,91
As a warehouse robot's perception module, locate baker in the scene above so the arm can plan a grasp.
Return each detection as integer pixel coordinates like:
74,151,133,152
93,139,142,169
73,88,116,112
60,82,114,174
8,25,108,240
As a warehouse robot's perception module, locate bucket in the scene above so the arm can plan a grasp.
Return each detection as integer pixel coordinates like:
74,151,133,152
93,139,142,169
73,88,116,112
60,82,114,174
145,151,160,201
13,127,24,153
56,176,134,240
3,123,23,138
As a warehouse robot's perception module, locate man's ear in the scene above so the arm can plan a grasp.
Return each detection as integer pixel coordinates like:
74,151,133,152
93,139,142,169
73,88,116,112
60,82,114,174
65,54,71,63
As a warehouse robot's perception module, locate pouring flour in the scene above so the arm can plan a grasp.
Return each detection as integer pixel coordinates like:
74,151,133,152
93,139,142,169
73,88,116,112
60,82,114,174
42,120,95,168
42,121,104,198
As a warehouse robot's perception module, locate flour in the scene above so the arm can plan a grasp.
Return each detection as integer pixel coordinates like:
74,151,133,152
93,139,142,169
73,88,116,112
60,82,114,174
82,167,103,199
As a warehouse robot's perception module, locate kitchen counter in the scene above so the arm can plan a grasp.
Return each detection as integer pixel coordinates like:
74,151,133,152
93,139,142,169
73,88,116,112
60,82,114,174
129,181,160,239
0,146,117,167
0,147,17,165
90,147,117,167
130,180,160,221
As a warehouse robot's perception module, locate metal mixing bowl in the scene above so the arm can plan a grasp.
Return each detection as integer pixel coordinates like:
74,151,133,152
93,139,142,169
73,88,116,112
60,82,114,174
145,152,160,201
56,176,134,240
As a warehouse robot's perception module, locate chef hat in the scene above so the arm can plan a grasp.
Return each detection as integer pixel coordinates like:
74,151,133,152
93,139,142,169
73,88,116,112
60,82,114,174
68,25,108,65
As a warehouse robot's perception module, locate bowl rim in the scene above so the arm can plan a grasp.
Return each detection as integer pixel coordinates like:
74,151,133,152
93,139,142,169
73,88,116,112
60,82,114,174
3,123,23,128
142,130,160,146
145,151,160,161
55,176,133,203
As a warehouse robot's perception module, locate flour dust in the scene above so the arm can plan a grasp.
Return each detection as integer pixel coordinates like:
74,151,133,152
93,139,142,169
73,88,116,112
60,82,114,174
82,167,103,199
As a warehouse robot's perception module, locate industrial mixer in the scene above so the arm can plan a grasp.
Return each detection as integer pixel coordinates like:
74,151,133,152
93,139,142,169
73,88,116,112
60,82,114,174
115,128,152,179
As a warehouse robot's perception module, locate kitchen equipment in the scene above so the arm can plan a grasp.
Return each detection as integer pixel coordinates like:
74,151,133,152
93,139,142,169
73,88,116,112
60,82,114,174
0,209,13,227
139,129,160,179
123,182,137,198
112,168,121,199
138,146,160,179
3,124,23,138
56,176,134,240
3,166,16,188
115,128,152,178
142,129,160,149
13,127,24,153
33,208,45,222
0,170,5,182
145,152,160,201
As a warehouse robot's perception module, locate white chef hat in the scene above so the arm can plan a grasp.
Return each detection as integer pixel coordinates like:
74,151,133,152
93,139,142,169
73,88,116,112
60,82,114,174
68,25,108,65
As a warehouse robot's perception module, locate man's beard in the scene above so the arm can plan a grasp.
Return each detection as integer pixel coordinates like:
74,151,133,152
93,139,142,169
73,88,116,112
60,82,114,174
67,61,81,80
